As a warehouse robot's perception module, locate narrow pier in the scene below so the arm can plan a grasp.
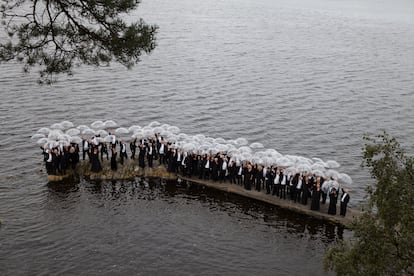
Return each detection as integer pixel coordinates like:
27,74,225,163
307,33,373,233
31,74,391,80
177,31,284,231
47,161,362,227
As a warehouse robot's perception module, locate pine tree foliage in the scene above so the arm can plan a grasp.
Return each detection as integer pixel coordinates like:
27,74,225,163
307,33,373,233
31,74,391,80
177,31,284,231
0,0,157,83
324,132,414,275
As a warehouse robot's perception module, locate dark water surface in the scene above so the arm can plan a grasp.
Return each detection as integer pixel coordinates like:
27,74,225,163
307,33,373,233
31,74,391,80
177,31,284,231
1,0,413,274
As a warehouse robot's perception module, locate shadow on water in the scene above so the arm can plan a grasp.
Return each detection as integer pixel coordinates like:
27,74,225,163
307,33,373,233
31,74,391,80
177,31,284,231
46,176,347,243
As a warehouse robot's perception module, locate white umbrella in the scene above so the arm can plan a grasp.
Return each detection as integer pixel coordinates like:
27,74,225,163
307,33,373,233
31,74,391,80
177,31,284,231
312,169,326,178
104,135,116,143
326,169,340,180
104,120,117,128
250,142,264,149
276,156,294,167
48,130,63,140
238,146,252,153
66,128,80,136
96,129,109,137
82,128,95,135
37,127,50,134
36,137,49,145
91,120,105,129
149,121,161,127
70,136,82,144
325,160,341,169
153,126,163,134
338,173,353,185
128,125,141,132
311,163,326,171
31,133,45,140
234,137,249,146
167,126,180,134
296,163,312,174
115,127,129,135
76,125,89,131
50,123,65,130
60,121,74,129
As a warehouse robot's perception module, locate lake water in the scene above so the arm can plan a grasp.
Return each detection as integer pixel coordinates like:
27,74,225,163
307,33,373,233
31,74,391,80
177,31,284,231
1,0,413,274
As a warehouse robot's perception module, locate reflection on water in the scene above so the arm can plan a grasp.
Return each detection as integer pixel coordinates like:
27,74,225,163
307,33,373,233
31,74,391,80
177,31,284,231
25,177,346,275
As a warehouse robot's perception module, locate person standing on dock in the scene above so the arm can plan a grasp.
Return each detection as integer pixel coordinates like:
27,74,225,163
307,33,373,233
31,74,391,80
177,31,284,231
110,147,117,171
340,188,350,216
244,163,253,190
82,137,90,160
328,187,338,215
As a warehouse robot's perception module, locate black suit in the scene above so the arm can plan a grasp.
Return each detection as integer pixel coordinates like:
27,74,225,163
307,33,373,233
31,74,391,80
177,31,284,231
340,189,350,216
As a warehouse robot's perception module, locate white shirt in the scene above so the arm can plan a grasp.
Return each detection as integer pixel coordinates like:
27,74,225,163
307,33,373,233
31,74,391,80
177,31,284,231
222,161,227,170
159,144,165,154
205,160,210,169
296,178,302,189
274,174,280,185
341,193,348,202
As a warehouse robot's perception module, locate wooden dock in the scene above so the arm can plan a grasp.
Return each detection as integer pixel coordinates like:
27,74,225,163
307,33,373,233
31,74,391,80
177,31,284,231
47,161,362,227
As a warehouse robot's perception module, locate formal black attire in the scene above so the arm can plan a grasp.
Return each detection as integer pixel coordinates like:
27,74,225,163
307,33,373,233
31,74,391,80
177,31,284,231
340,189,350,216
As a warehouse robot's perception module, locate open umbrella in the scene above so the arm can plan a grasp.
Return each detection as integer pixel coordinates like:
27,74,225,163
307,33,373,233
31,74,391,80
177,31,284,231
76,125,89,131
50,123,65,130
234,137,248,146
167,126,180,134
325,160,340,169
149,121,161,127
91,120,105,129
36,137,49,145
326,169,340,180
70,136,82,144
82,128,95,135
128,125,141,132
37,127,50,135
31,133,45,140
66,128,80,136
338,173,352,185
115,127,129,135
104,120,117,128
250,142,264,149
60,121,74,129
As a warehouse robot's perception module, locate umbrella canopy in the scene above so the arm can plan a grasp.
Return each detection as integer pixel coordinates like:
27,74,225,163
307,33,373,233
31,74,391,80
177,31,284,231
104,120,117,128
66,128,80,136
128,125,141,132
338,173,353,185
115,127,129,135
36,137,49,145
104,135,116,143
149,121,161,127
326,169,340,180
250,142,264,149
60,121,74,129
82,128,95,135
91,120,105,129
31,133,45,140
76,124,89,131
325,160,341,169
167,126,180,134
50,123,65,130
234,137,248,146
70,136,82,144
276,156,294,167
296,163,312,174
96,129,109,137
37,127,50,134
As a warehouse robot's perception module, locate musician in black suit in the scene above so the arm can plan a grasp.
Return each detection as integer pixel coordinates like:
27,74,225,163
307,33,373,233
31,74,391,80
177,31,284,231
340,188,350,216
130,139,137,159
147,142,155,168
82,137,90,160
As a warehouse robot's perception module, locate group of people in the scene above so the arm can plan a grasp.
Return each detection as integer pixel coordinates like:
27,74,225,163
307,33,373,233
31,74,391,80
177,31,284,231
41,131,350,217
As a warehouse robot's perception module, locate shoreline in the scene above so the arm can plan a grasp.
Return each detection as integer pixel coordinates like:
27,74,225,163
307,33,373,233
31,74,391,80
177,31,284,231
47,160,362,227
